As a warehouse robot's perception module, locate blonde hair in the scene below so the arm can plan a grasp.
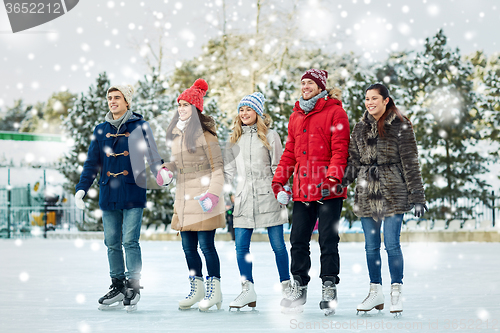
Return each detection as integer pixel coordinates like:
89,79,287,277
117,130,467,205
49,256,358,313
229,113,273,150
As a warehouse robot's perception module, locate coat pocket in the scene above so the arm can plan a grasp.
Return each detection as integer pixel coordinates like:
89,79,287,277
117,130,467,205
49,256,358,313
256,186,281,214
233,190,243,217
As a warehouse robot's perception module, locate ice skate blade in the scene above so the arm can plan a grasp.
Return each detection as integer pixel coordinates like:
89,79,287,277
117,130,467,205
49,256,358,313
229,307,259,313
98,302,124,311
199,308,224,313
357,309,383,317
178,306,199,311
323,308,335,316
281,305,304,314
125,305,137,313
391,311,402,319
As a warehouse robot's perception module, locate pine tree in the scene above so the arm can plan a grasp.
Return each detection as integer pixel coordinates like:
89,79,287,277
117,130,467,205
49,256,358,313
399,30,492,220
0,99,31,131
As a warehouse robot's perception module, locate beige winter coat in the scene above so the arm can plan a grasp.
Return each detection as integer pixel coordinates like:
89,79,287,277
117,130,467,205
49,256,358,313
224,125,288,228
342,111,426,220
164,126,225,231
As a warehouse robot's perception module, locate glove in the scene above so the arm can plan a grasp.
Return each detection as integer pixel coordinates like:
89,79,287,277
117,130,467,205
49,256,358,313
194,191,219,213
75,190,85,210
277,191,290,205
319,178,343,198
275,183,292,205
414,203,428,218
156,167,173,186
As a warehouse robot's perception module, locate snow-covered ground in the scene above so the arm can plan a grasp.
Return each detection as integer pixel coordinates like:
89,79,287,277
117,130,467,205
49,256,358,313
3,239,499,333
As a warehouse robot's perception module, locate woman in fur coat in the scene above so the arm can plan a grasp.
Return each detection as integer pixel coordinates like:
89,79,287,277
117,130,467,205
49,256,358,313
157,79,225,312
224,92,291,311
342,83,427,316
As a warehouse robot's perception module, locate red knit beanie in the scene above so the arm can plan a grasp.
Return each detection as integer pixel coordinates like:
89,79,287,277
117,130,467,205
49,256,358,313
301,69,328,91
177,79,209,112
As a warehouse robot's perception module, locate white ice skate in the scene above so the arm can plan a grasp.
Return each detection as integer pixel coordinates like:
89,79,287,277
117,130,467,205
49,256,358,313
281,280,292,299
229,280,257,312
390,283,403,318
319,281,337,316
98,278,126,311
357,283,384,315
179,276,205,310
199,277,223,312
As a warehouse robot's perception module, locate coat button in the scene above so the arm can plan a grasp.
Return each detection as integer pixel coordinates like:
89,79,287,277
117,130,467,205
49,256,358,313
303,129,306,133
303,151,306,154
304,195,307,198
303,173,306,176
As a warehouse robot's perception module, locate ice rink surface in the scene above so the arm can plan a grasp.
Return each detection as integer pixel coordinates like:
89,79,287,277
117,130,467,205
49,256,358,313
2,238,499,333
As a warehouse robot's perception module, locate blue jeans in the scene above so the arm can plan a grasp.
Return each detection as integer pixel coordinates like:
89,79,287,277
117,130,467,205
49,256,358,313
235,225,290,283
361,214,404,285
181,230,220,278
102,208,143,280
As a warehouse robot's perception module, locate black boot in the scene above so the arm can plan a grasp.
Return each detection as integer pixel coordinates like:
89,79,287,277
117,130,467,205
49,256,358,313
123,279,143,312
98,278,126,310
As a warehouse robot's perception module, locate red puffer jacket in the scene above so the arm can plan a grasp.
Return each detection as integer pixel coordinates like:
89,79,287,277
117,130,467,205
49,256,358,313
273,92,350,202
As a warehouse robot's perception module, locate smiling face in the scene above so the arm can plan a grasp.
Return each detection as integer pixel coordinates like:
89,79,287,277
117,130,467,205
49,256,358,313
301,78,322,100
178,99,193,121
107,90,129,120
365,88,389,120
239,105,258,125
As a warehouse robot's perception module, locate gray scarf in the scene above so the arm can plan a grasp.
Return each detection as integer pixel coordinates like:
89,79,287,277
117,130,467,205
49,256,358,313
299,90,328,114
105,109,133,133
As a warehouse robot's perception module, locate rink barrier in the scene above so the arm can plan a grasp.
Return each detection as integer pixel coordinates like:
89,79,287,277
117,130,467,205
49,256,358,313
43,230,500,242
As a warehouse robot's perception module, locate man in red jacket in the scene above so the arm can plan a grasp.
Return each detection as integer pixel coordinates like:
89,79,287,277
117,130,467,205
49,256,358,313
272,69,350,314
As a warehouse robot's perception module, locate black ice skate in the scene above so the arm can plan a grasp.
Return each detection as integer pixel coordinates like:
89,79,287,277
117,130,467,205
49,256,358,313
123,279,143,312
280,276,307,313
319,281,338,316
98,278,126,311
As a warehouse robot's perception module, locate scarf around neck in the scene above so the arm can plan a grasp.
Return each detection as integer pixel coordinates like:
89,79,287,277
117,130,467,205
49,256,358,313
105,109,133,133
299,90,328,114
176,117,191,131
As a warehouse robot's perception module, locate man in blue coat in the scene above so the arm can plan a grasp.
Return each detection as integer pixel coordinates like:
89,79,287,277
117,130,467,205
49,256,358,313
74,84,163,311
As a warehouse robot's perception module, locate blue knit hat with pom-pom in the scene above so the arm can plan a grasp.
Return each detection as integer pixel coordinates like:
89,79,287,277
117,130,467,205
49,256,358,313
237,92,266,117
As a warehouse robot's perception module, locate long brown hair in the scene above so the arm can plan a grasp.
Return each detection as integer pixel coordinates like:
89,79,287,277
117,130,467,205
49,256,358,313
165,105,217,153
366,83,409,137
229,113,272,150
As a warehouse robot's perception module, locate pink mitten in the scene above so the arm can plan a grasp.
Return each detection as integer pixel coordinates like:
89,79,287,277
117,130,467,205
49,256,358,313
156,167,173,186
194,192,219,213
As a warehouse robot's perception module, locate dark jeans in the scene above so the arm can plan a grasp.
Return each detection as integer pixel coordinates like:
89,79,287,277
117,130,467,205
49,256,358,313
290,198,343,285
181,230,220,278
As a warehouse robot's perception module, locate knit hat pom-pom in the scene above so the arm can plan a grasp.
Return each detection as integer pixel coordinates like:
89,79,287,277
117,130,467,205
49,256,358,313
193,78,209,96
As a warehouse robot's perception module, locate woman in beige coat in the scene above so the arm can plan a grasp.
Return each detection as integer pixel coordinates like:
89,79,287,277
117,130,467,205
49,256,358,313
158,79,225,312
224,92,291,311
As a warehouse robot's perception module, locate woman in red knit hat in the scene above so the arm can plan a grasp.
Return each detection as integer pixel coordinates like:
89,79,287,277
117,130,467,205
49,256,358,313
157,79,226,311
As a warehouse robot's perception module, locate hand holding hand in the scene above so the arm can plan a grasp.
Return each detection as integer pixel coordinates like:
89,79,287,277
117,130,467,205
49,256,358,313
319,178,343,198
75,190,85,210
156,167,173,186
194,192,219,213
277,191,290,205
414,203,428,218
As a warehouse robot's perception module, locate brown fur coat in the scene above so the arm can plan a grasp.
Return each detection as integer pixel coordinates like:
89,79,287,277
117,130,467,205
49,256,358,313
342,111,425,220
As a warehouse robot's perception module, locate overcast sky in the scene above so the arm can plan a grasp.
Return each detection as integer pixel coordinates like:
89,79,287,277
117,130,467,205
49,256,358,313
0,0,499,109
